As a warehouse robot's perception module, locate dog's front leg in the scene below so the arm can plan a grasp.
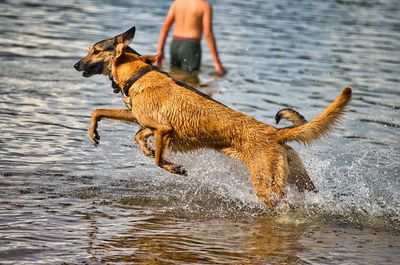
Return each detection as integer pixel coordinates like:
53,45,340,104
154,127,186,175
89,109,139,146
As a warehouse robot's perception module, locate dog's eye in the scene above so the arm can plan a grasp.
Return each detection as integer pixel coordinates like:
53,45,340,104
92,50,100,55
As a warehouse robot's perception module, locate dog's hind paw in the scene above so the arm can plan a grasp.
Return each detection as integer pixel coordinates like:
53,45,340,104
174,165,187,176
142,148,155,158
160,161,187,176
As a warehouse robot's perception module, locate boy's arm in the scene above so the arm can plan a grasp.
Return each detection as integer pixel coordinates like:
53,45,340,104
203,3,225,76
156,3,176,66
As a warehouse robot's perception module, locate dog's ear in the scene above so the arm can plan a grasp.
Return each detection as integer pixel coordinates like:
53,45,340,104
140,52,161,64
114,26,136,45
114,43,126,60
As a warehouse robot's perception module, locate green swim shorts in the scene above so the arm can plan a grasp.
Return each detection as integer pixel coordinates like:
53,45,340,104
170,37,201,72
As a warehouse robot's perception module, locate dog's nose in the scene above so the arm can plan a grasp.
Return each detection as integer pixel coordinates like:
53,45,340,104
74,61,81,70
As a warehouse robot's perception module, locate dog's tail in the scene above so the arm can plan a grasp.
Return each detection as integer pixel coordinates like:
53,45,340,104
275,108,307,127
276,87,352,144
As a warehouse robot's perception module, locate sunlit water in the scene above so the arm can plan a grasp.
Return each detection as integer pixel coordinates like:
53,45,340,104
0,0,399,264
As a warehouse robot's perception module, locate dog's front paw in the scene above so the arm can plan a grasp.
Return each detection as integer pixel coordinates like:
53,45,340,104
88,130,100,147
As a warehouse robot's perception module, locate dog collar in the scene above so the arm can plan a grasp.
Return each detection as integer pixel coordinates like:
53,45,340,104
109,75,121,93
122,65,153,96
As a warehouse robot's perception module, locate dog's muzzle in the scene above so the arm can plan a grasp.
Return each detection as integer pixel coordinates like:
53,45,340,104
74,60,83,71
74,60,104,77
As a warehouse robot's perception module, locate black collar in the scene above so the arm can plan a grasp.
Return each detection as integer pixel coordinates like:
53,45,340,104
110,65,153,96
122,65,153,96
109,75,121,93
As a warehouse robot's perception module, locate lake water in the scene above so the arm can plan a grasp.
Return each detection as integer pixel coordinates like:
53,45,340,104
0,0,399,264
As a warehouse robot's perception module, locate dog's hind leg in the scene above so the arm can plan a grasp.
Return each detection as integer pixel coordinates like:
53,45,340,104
89,109,138,146
134,127,154,157
154,127,186,175
249,146,288,209
284,145,316,192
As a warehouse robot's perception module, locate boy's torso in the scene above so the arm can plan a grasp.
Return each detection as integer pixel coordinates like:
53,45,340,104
173,0,208,40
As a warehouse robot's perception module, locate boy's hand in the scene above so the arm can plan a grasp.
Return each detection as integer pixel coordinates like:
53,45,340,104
214,62,226,77
155,51,165,66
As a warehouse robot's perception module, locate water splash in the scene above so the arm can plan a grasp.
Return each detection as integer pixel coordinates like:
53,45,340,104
129,142,400,231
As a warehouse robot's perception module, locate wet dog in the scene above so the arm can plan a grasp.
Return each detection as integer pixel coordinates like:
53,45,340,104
74,27,351,208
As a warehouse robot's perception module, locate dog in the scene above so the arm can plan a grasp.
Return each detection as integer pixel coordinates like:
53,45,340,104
74,27,351,208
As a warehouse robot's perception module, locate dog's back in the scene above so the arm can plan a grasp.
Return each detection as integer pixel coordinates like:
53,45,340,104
130,71,274,154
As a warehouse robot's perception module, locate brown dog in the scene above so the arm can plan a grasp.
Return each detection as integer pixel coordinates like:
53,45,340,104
74,27,351,208
101,36,352,208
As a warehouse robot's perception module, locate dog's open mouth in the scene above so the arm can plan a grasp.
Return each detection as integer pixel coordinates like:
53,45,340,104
82,61,104,77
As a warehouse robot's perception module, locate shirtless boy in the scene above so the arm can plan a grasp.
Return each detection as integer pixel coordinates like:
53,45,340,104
156,0,226,76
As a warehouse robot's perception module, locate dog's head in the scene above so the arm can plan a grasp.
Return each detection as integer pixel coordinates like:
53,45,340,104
73,26,138,77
